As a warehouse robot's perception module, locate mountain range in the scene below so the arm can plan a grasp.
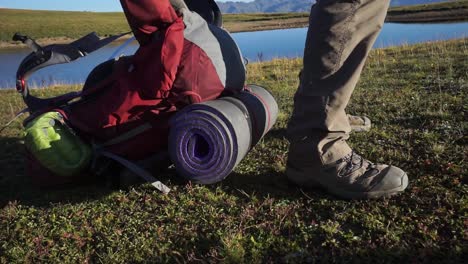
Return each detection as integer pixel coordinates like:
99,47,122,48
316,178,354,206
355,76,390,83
216,0,453,14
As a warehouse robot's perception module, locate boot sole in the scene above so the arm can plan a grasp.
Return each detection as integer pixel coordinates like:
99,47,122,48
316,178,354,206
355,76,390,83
350,124,371,132
349,116,371,133
286,167,409,200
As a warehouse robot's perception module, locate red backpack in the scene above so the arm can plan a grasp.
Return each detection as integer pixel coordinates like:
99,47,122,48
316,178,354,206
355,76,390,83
14,0,246,192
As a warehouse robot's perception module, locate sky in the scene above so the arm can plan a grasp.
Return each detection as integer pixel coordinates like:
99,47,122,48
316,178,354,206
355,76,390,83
0,0,253,12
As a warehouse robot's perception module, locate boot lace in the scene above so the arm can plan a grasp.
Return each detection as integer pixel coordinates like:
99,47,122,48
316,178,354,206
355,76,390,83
338,151,366,177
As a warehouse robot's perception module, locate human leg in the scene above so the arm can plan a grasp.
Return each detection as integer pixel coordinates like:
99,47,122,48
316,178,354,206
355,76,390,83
287,0,408,199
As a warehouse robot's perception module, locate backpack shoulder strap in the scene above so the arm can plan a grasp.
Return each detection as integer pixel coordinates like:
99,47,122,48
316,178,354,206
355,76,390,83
13,32,130,112
184,0,222,27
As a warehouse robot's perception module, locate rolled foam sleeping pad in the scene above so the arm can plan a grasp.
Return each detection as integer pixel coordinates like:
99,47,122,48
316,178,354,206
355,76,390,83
169,85,278,184
235,84,279,146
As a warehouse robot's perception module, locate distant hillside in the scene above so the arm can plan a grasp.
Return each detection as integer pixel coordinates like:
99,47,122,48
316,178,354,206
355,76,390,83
217,0,455,14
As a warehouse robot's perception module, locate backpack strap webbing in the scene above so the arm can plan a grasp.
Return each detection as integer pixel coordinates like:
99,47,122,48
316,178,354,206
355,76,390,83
13,32,131,113
98,123,153,148
91,123,171,194
98,150,171,194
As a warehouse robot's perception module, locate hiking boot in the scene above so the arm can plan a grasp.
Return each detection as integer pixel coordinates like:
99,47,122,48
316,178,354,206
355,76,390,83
348,114,371,132
287,151,409,199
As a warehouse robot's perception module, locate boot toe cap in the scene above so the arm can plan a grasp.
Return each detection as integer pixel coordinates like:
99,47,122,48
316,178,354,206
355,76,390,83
370,166,408,193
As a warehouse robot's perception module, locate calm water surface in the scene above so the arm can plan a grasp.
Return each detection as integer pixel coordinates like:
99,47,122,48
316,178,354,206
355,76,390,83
0,22,466,89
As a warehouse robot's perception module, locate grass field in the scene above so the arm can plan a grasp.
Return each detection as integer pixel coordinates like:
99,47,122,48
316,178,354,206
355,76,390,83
223,13,309,33
391,0,468,12
1,0,467,48
0,38,466,262
387,0,468,23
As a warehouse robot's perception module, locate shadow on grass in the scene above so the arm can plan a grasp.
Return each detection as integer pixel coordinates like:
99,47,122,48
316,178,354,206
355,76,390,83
265,128,288,140
160,172,465,263
0,137,112,208
1,133,299,208
221,169,333,201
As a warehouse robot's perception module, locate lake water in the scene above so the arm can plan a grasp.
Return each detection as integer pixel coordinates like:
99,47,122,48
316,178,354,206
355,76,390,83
0,22,467,89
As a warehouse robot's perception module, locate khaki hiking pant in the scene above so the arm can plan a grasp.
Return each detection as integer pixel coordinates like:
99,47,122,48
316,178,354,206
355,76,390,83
287,0,391,166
